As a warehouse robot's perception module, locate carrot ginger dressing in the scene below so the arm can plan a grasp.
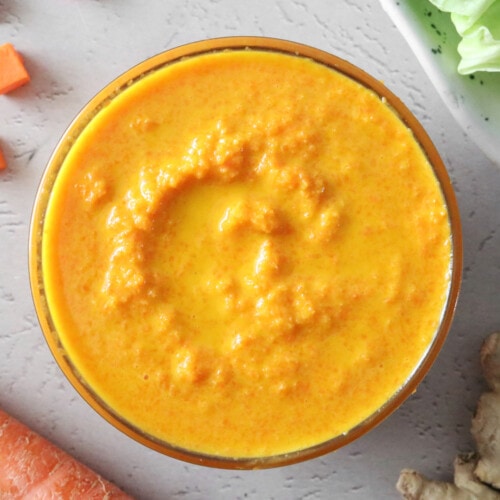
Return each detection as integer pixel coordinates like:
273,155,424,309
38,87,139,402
42,50,452,457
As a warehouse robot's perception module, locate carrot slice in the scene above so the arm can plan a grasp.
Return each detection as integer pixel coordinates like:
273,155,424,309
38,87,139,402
0,408,134,499
0,43,30,95
0,147,6,170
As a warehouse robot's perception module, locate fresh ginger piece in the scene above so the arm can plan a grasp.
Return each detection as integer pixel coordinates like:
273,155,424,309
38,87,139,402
397,333,500,499
0,43,30,95
398,453,499,500
472,333,500,489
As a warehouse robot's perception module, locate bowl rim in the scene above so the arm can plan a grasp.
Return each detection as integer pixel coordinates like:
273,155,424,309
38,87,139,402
29,35,463,469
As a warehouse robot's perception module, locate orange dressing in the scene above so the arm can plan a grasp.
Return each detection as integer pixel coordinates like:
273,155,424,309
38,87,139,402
42,50,451,458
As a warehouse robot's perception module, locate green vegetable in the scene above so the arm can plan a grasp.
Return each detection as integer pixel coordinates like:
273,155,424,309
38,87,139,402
429,0,500,73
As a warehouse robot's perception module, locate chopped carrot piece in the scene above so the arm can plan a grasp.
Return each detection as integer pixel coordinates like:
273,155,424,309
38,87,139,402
0,148,6,170
0,43,30,95
0,408,134,498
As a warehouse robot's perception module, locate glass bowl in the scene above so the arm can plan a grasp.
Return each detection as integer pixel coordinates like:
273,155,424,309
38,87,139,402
29,36,462,469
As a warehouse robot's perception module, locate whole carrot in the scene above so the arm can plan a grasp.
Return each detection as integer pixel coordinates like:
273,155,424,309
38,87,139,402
0,408,133,499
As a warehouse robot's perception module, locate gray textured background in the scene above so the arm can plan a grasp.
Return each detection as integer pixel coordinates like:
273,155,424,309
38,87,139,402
1,1,499,498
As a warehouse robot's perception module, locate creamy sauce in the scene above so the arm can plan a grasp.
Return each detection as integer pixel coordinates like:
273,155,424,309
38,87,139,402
42,50,451,457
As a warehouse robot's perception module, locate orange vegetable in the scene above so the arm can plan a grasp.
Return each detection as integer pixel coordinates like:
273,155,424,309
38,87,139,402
0,43,30,94
0,408,133,499
0,147,6,170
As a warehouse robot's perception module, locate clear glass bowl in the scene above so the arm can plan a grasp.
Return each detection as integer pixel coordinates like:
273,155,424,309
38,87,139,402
29,36,463,469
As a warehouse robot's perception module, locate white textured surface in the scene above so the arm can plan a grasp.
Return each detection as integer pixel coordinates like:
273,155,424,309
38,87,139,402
1,1,499,499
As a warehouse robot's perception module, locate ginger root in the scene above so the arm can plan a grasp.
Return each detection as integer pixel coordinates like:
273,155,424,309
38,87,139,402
397,332,500,499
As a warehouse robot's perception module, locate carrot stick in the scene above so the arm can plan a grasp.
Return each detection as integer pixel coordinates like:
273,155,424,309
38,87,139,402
0,147,6,170
0,408,134,499
0,43,30,95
